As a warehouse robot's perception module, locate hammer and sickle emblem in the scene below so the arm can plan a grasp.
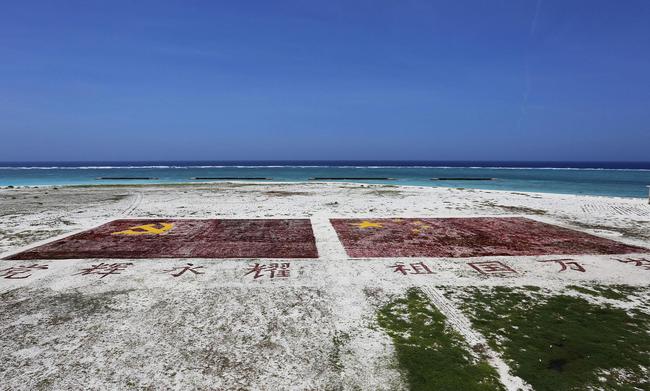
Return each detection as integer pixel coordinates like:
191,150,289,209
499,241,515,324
112,222,174,235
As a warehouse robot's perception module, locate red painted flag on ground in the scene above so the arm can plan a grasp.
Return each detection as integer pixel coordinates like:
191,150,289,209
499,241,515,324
6,219,318,260
330,217,647,258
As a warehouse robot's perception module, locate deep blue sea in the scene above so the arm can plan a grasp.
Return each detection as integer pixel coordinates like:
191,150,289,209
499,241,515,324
1,161,649,198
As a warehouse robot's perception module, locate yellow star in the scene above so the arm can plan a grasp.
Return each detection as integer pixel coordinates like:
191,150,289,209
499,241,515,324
412,221,431,230
356,221,383,229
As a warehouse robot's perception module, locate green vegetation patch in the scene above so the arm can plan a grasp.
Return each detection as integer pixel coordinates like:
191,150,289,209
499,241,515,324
449,286,650,391
377,288,504,391
567,284,639,302
329,331,351,372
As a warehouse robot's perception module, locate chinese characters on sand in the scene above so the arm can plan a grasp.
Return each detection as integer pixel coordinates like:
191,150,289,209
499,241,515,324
244,263,291,279
468,261,518,275
76,262,134,278
0,264,48,279
389,262,434,275
163,263,205,277
2,256,649,281
538,259,585,272
614,257,650,270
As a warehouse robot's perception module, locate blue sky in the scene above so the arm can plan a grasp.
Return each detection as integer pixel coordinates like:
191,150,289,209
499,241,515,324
1,0,649,161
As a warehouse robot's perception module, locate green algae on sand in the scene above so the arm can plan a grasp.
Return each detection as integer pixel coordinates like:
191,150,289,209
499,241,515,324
449,286,650,391
376,288,504,391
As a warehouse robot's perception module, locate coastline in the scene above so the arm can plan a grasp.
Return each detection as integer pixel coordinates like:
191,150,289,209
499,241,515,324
2,178,650,199
1,179,648,201
2,163,650,198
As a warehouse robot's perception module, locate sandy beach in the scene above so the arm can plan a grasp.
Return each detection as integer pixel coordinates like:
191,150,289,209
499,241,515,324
1,182,649,390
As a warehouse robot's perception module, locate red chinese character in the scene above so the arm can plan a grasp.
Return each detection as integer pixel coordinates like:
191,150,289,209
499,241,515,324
163,263,205,277
244,263,266,279
538,259,585,272
244,263,290,279
389,262,433,275
0,264,48,279
389,262,410,275
410,262,433,275
268,263,290,278
468,261,517,275
75,263,133,278
613,257,650,270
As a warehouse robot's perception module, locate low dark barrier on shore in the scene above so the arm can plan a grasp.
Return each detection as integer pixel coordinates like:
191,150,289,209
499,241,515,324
96,177,159,180
191,177,272,180
431,177,495,181
309,177,395,180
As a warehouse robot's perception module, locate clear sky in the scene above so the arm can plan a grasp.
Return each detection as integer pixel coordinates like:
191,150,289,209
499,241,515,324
1,1,649,162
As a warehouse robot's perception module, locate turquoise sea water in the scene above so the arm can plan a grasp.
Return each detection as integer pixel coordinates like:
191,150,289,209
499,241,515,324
1,161,649,198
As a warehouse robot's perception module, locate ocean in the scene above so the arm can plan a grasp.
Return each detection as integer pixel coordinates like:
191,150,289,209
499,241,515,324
1,161,649,198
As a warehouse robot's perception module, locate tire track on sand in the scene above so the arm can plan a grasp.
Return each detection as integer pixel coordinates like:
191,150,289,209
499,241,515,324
421,286,531,391
121,191,143,216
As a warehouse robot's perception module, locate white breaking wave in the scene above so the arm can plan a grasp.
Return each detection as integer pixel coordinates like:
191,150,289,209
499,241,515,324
0,165,649,172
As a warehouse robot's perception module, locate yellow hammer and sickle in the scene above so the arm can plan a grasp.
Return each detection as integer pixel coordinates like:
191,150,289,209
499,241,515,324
112,222,174,235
